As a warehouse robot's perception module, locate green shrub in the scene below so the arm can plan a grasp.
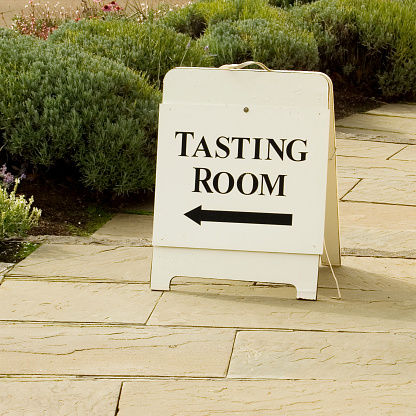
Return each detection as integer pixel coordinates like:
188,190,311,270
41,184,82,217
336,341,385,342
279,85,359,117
290,0,416,98
199,18,319,70
0,180,41,240
199,20,250,65
0,27,19,39
0,34,161,195
161,5,208,38
49,19,212,87
161,0,284,36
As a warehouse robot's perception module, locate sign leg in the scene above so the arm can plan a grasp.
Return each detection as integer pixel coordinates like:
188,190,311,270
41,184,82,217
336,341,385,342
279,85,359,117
322,157,341,266
296,285,318,300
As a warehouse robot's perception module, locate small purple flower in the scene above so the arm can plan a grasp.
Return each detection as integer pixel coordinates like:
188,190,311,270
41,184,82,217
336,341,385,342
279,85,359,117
3,172,14,184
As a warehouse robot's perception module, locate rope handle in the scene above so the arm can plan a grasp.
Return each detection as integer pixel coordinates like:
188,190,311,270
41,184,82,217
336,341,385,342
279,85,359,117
219,61,272,71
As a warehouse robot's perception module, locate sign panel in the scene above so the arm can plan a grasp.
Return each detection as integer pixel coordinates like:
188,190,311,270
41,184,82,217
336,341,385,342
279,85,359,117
153,104,330,255
150,66,340,300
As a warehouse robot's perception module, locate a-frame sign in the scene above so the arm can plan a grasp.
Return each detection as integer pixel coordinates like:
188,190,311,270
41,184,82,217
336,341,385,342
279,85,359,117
151,63,340,300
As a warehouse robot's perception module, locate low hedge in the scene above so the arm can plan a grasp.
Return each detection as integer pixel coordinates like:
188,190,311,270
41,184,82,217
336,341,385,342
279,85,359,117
290,0,416,98
49,19,212,87
0,32,161,195
161,0,285,38
199,18,319,70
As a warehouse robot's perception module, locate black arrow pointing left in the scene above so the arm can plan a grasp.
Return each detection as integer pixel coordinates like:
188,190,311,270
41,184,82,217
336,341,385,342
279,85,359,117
185,205,293,226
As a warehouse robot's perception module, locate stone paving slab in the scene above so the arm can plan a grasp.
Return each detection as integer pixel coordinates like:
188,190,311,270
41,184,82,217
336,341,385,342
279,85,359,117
0,280,160,324
339,201,416,257
0,379,121,416
147,257,416,332
0,323,235,377
7,244,152,282
390,144,416,161
319,256,416,288
339,195,416,255
117,379,416,416
339,201,416,230
336,113,416,135
341,227,416,258
342,178,416,205
92,213,153,240
228,331,416,380
336,138,405,159
336,156,416,179
367,103,416,118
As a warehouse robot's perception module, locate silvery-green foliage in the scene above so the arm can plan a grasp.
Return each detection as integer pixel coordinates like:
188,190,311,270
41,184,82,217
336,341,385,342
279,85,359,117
290,0,416,98
0,33,161,195
49,19,212,87
199,18,319,70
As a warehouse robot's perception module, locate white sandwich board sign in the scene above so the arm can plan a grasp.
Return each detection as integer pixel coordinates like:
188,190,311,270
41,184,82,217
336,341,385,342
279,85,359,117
151,64,340,300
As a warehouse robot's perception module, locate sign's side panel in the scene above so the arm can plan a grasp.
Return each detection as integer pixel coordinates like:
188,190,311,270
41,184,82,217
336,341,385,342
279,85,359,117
153,104,330,255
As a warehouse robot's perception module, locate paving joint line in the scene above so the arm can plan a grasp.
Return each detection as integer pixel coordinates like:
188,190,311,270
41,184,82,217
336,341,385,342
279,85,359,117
336,125,411,135
339,178,363,200
0,374,229,380
114,382,124,416
0,320,399,334
340,199,416,208
1,374,413,382
386,145,410,160
224,330,239,377
3,276,153,284
143,291,164,326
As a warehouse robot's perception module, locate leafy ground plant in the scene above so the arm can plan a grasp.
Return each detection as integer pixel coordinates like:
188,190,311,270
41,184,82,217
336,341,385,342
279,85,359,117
0,178,41,240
